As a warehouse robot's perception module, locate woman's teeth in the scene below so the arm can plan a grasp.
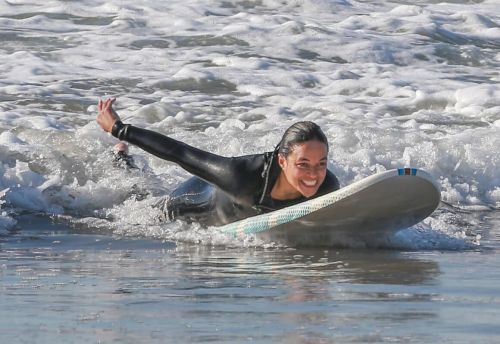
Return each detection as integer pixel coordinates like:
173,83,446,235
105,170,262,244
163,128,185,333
302,180,317,187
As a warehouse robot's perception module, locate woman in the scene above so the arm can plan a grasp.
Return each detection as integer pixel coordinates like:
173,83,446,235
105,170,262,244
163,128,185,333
97,98,340,226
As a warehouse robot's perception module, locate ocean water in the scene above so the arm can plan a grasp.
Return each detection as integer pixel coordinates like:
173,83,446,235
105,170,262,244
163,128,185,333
1,0,499,342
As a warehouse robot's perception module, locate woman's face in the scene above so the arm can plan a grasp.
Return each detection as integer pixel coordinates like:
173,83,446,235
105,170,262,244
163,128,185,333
278,140,328,198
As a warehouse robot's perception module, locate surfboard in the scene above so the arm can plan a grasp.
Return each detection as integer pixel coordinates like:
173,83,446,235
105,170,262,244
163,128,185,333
215,168,441,247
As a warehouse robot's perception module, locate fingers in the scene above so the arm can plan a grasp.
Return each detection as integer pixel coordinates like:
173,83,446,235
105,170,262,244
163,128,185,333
105,98,116,110
98,98,117,112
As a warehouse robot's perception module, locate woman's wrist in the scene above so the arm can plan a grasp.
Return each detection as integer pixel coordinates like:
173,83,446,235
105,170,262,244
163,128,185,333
111,120,129,140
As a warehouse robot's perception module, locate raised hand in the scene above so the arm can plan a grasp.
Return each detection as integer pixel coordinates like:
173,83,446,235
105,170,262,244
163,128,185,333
97,98,121,132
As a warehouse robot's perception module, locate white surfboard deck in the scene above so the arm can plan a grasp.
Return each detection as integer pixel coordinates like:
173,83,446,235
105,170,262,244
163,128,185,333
215,168,441,247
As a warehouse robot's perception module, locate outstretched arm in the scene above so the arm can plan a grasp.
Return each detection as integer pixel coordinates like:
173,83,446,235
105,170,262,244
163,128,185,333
96,98,261,199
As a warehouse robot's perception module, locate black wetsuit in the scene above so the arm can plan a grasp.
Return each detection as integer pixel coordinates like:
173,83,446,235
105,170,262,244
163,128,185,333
112,121,340,226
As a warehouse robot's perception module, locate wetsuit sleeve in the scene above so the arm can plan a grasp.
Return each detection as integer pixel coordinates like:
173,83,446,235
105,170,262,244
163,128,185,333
111,121,262,197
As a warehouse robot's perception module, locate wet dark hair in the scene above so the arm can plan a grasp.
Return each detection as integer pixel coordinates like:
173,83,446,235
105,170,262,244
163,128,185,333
276,121,329,157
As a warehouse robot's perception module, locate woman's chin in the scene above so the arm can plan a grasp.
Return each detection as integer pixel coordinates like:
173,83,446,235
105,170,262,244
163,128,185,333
298,187,319,198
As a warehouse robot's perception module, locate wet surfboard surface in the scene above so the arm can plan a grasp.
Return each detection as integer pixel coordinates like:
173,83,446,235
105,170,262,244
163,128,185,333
216,168,441,247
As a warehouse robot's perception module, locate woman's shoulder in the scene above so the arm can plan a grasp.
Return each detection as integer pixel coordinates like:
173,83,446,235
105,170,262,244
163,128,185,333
229,152,271,171
221,152,269,197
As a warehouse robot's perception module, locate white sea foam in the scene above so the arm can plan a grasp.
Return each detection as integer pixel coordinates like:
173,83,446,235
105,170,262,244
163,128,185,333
0,0,498,249
0,187,16,233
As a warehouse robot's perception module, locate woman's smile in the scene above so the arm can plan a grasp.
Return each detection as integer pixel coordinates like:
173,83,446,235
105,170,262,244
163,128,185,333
301,179,318,187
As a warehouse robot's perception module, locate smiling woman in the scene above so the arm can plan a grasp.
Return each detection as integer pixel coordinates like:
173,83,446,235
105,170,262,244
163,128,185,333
272,122,329,200
96,98,340,226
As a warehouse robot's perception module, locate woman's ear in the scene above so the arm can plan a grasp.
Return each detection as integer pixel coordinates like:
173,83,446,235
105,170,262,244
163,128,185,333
278,154,287,170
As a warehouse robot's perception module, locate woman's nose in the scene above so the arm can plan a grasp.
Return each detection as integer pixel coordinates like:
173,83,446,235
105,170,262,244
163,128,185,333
307,167,319,177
